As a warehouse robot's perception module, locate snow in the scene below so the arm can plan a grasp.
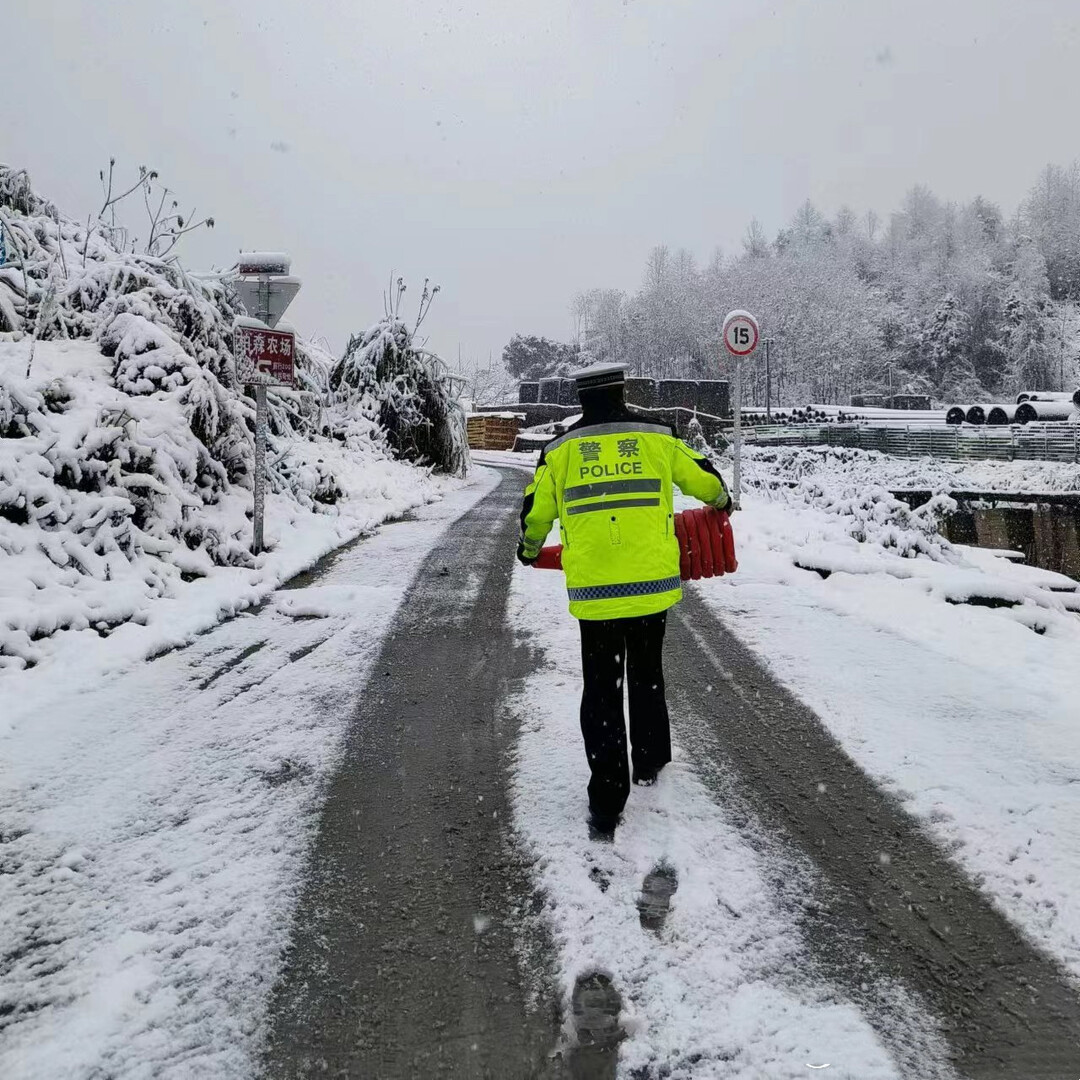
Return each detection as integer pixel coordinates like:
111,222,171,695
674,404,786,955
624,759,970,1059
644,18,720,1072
0,339,459,680
506,559,951,1078
691,448,1080,983
234,253,291,275
470,448,537,471
0,466,500,1080
740,442,1080,493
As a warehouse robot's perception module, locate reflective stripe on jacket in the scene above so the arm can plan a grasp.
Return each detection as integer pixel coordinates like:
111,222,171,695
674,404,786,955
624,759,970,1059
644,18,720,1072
519,418,729,620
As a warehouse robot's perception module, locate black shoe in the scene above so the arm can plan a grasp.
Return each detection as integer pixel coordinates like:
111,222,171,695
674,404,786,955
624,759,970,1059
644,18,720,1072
633,765,663,786
588,812,618,841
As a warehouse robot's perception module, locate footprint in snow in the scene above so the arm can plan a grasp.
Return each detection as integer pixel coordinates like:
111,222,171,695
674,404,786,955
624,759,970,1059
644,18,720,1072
637,863,678,932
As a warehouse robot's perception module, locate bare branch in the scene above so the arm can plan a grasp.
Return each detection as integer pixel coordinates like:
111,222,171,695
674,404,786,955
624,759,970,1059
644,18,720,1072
153,216,215,258
82,214,95,269
53,208,69,279
146,188,172,255
99,170,146,220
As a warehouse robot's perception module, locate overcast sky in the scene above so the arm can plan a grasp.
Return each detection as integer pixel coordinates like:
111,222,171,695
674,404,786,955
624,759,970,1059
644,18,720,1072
7,1,1080,369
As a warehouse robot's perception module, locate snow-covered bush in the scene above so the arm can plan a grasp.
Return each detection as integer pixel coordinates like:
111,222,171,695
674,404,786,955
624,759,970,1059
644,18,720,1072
728,445,960,561
683,415,709,453
0,165,442,668
791,482,957,559
330,292,468,475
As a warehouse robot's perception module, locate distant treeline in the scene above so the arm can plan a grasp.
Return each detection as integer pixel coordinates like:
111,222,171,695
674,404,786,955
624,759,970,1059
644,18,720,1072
507,163,1080,407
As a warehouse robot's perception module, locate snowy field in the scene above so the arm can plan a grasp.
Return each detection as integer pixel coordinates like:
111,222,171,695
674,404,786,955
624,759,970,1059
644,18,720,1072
689,446,1080,986
0,468,495,1080
491,443,1080,1046
740,441,1080,494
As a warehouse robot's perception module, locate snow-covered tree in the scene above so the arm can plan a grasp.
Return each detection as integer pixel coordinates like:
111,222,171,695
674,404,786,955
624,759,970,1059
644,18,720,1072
0,164,457,666
1001,240,1053,391
919,293,977,398
331,287,468,476
501,333,577,380
562,160,1080,404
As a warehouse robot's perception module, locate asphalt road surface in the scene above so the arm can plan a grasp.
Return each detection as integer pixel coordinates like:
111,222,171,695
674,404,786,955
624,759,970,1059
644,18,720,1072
262,472,565,1079
262,468,1080,1079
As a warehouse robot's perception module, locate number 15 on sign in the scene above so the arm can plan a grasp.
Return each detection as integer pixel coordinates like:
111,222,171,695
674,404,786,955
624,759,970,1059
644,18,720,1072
722,310,760,509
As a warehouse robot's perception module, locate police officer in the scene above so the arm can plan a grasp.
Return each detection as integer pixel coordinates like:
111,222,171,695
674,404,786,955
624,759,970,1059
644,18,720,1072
517,364,730,836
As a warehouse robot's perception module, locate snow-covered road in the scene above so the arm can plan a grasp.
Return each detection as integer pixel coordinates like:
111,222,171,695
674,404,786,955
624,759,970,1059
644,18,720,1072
4,459,1080,1078
691,487,1080,987
508,564,942,1079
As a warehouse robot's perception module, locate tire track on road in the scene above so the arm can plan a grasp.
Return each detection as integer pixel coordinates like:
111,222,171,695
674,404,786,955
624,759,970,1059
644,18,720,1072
670,592,1080,1079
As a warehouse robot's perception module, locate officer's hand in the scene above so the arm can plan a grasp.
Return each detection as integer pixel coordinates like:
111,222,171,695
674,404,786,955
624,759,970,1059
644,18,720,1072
516,542,540,566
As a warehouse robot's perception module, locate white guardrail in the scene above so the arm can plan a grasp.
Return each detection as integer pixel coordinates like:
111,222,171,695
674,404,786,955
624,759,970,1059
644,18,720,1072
743,422,1080,463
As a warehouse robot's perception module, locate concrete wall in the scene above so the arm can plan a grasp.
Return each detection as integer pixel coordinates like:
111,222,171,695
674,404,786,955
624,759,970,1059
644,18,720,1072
476,402,726,443
696,380,730,418
656,379,698,410
626,377,657,409
513,377,731,418
537,378,562,404
933,500,1080,581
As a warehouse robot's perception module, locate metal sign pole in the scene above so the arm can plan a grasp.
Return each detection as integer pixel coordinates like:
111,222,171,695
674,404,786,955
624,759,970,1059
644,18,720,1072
733,352,742,509
253,383,267,554
251,280,271,558
722,309,759,512
232,252,300,556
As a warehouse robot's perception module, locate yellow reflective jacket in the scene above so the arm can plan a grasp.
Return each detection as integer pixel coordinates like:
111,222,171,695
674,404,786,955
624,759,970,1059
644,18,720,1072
519,416,729,619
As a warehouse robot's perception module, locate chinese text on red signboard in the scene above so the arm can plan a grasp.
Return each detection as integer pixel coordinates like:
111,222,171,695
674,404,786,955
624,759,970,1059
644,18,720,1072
235,324,296,387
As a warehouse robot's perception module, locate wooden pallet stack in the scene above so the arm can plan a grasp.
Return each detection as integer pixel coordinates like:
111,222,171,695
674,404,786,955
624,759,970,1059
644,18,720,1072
466,413,523,450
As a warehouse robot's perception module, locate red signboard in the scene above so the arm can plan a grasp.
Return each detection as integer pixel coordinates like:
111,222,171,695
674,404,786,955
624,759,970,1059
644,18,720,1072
234,322,296,387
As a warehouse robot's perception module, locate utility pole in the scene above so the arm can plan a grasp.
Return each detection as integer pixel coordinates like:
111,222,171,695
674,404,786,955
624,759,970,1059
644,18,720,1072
765,338,773,423
1060,308,1067,390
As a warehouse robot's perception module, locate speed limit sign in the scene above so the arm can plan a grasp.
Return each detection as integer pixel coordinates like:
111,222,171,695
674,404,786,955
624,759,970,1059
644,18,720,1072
723,310,760,357
722,309,759,512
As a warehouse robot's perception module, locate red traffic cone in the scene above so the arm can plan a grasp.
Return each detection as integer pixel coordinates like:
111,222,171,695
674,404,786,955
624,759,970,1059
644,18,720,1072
533,545,563,570
530,509,737,580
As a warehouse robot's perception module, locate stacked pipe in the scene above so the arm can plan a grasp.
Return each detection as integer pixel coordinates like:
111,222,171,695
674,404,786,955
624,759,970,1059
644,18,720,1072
945,394,1080,424
1016,391,1076,404
986,405,1018,425
532,508,737,580
807,404,950,424
1015,400,1078,424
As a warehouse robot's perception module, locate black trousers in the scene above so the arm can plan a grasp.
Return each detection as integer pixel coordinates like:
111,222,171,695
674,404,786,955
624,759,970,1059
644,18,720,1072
578,611,671,820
